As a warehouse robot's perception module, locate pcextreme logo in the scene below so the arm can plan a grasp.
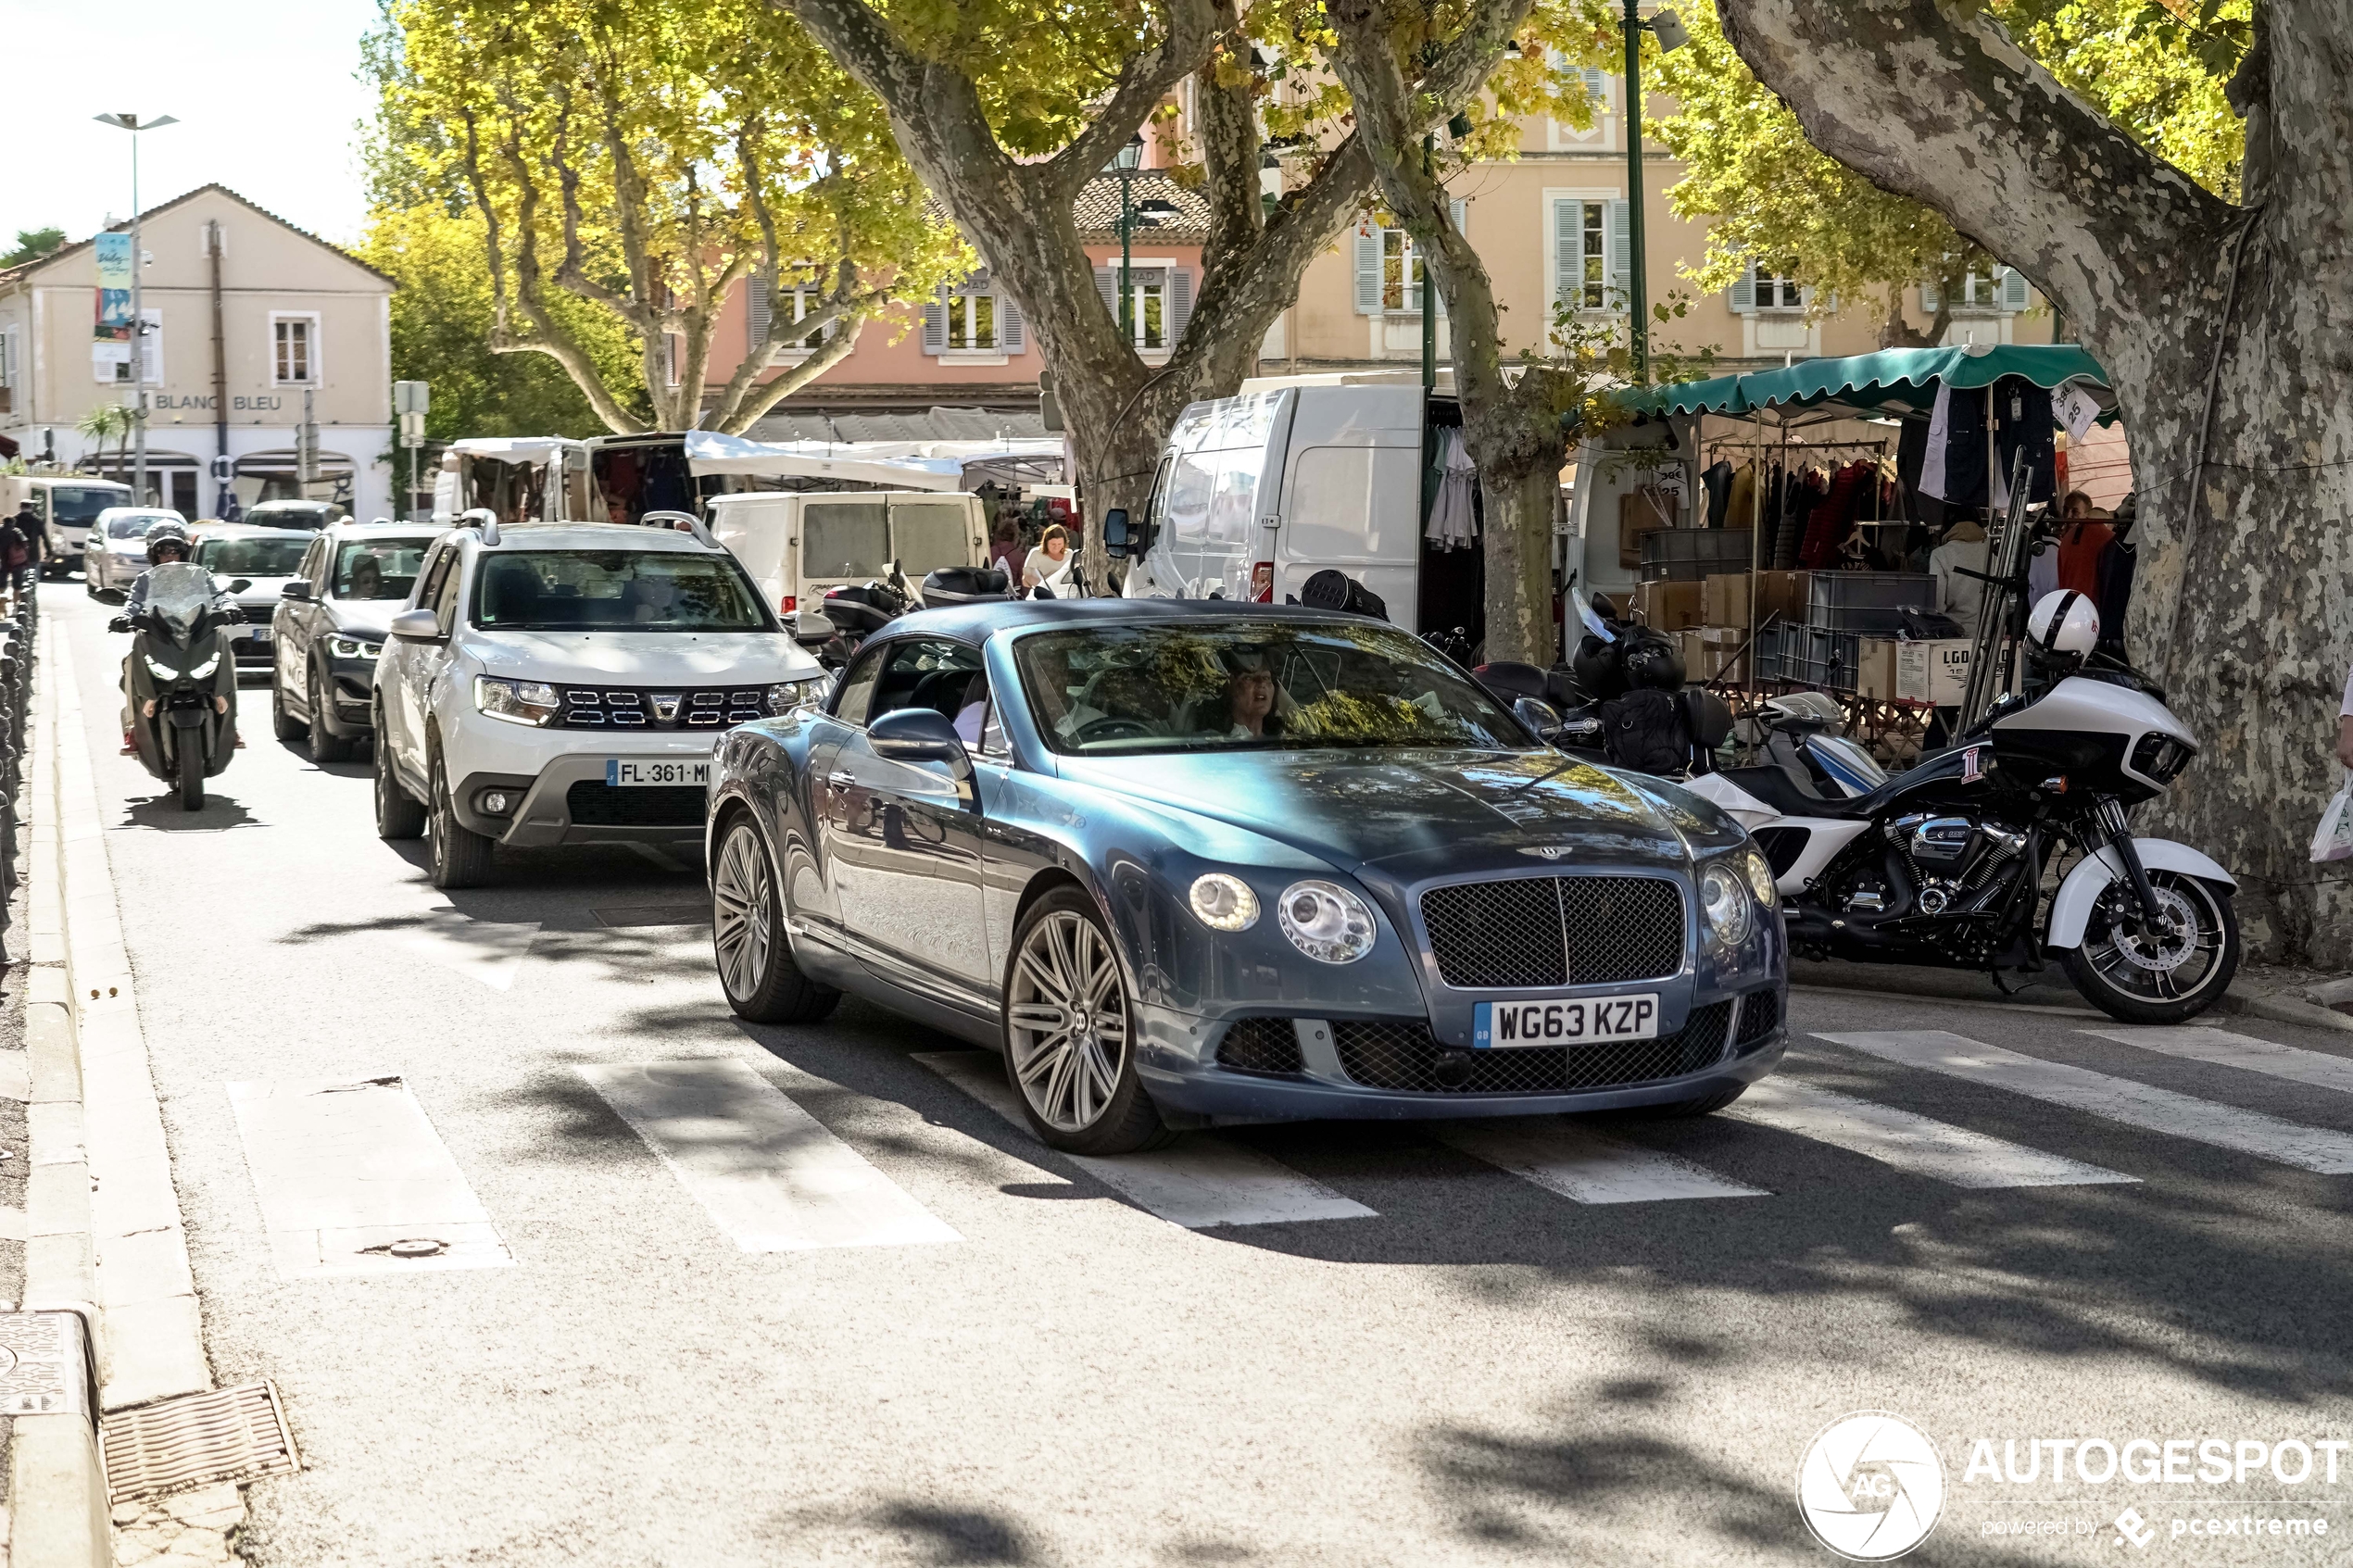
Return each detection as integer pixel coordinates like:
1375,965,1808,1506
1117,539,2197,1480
1796,1411,1946,1562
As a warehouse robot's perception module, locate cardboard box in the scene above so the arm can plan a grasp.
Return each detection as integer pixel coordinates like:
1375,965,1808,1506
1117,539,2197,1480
1618,486,1678,569
1635,579,1704,633
1703,573,1750,628
1896,638,1974,706
1755,570,1810,623
1856,637,1901,701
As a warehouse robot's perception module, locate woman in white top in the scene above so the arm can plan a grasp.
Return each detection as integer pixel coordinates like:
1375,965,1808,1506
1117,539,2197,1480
1023,524,1074,595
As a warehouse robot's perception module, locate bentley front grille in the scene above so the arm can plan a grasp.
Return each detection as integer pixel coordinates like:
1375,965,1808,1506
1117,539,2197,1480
1419,875,1685,990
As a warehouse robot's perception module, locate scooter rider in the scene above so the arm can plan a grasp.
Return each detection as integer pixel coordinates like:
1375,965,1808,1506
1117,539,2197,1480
117,521,236,752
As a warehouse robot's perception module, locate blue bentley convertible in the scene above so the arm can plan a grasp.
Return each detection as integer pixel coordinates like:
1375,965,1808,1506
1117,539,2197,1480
705,599,1786,1155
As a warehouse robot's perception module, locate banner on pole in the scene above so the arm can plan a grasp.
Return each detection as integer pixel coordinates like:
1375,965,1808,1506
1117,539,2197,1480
94,233,133,340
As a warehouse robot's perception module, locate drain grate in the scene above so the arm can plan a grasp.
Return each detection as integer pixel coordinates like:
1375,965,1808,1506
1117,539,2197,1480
102,1381,302,1504
0,1311,93,1416
592,903,710,928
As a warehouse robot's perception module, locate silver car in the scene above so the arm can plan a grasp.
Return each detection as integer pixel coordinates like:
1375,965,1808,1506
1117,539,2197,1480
83,507,188,597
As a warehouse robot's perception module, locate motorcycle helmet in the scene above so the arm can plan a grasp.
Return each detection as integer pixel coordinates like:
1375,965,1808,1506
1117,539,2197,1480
1571,633,1628,701
145,521,192,565
1619,630,1685,693
2026,589,2099,659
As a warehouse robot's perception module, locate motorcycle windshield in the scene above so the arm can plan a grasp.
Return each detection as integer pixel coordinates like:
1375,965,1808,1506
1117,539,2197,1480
144,562,218,640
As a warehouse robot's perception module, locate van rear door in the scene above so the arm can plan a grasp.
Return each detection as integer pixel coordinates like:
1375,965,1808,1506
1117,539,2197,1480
796,496,891,637
1275,387,1423,629
887,495,984,586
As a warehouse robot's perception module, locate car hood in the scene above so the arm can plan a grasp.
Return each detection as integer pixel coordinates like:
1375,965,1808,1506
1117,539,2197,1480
322,597,404,639
462,629,823,683
232,576,297,609
1057,747,1701,876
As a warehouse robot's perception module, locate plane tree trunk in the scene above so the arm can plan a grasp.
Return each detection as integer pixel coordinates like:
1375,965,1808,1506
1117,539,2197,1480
1713,0,2353,964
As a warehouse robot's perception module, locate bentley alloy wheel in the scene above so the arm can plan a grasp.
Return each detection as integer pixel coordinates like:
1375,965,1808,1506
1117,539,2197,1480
1002,887,1171,1156
711,815,838,1025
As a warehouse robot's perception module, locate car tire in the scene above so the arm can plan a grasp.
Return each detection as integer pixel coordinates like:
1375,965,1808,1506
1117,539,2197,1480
372,705,426,840
307,666,356,763
426,746,495,888
271,673,307,741
1001,886,1175,1156
711,814,839,1025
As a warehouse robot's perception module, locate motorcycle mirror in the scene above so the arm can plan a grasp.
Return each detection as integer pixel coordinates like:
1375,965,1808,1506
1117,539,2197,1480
1513,696,1565,737
226,578,253,594
94,586,129,606
107,615,132,633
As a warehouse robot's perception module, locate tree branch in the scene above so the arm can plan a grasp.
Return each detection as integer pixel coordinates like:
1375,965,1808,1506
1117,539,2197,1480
1192,46,1264,282
717,311,870,436
1045,0,1233,196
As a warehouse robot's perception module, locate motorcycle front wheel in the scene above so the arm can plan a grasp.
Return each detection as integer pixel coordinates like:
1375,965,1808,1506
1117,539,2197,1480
2060,870,2240,1024
174,730,205,811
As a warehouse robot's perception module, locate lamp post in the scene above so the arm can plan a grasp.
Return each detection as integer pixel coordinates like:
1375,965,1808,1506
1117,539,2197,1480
94,111,178,505
1615,7,1685,383
1110,134,1145,345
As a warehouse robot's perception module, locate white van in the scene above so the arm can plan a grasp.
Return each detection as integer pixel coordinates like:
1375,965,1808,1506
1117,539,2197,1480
0,474,135,576
704,490,990,645
1120,382,1489,636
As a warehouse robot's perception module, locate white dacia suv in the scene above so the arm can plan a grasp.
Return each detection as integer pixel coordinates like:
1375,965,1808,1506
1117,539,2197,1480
372,518,826,887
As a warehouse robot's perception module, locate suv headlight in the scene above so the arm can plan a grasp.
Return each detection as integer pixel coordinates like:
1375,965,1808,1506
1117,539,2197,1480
328,634,384,659
473,675,560,726
1699,860,1754,946
1277,879,1377,964
765,679,823,715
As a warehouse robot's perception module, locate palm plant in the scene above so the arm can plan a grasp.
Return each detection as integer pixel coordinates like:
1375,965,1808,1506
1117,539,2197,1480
75,402,132,483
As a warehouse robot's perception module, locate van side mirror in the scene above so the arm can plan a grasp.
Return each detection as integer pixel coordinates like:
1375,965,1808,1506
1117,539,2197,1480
1102,508,1132,560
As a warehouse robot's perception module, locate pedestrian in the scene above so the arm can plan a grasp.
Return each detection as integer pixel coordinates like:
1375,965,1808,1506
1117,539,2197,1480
988,517,1023,581
1023,524,1073,595
0,507,35,613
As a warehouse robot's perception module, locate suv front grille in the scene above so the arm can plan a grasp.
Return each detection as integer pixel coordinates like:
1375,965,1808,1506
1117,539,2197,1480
560,686,768,730
1332,1002,1733,1095
565,782,706,827
1419,875,1685,990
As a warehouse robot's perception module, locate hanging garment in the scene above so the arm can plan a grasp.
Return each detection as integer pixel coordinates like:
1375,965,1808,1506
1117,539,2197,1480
1922,383,1991,506
1701,460,1733,529
1931,525,1991,634
1725,464,1758,532
1425,429,1479,550
1991,379,2057,509
2095,535,2136,643
1800,462,1872,570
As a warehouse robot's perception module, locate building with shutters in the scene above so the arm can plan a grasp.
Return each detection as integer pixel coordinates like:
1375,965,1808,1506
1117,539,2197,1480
0,184,394,519
713,171,1207,441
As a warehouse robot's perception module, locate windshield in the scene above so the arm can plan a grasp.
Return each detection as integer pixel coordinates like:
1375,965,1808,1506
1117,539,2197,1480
196,536,310,577
107,510,180,540
471,549,773,633
143,562,219,637
52,487,131,527
333,536,434,600
246,504,341,530
1013,621,1535,756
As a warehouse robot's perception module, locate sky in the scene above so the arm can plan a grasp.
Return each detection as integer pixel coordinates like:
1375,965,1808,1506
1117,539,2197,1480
3,0,383,251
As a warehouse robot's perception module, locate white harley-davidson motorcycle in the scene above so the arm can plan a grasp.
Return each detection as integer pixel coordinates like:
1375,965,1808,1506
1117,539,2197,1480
1684,594,2238,1024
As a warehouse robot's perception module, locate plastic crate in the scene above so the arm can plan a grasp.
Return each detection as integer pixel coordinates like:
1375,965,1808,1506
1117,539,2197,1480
1641,528,1754,583
1753,623,1796,683
1806,571,1937,633
1792,627,1862,693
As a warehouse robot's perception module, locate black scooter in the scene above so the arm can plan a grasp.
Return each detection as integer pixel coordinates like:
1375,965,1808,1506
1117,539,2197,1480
104,562,247,810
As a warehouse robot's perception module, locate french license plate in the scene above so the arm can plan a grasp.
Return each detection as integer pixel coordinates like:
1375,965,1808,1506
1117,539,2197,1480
605,759,711,787
1474,994,1660,1048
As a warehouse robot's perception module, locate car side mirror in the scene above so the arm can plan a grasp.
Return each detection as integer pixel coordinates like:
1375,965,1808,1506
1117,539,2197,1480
387,608,443,642
281,581,312,600
1102,508,1131,560
869,708,976,801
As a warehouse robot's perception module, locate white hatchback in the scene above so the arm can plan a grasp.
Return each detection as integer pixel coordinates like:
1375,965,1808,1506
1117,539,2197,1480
371,519,827,888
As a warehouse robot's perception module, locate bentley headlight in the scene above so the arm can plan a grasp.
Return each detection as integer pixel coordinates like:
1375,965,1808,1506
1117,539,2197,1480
1277,879,1377,964
1188,873,1260,933
1700,862,1753,946
473,675,560,727
1741,846,1776,908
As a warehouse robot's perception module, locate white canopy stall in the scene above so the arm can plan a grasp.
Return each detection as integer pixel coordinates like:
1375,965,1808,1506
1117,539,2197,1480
683,431,1067,494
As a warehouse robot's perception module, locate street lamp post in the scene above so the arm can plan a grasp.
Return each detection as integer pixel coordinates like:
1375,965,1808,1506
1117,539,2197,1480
1112,134,1144,345
1615,7,1685,383
94,112,179,505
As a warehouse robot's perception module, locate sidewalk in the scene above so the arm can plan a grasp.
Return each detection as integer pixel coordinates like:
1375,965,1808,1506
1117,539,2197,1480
1792,954,2353,1033
13,624,244,1568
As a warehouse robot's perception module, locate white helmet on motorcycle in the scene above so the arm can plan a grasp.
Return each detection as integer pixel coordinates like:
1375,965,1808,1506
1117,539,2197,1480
2027,589,2100,659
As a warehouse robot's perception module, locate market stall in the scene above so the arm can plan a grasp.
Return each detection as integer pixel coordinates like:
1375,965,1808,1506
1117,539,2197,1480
1605,345,2126,758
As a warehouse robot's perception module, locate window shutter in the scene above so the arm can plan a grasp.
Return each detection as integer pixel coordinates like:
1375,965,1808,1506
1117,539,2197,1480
1607,198,1631,307
1729,265,1755,314
1449,197,1467,236
1168,266,1193,341
1093,265,1119,322
1553,200,1579,309
1000,292,1026,353
921,288,947,354
1582,67,1605,106
1353,231,1381,315
1919,278,1941,313
748,273,772,347
1999,266,2030,310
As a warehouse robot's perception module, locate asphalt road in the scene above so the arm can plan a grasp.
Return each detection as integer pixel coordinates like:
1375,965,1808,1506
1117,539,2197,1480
54,583,2353,1566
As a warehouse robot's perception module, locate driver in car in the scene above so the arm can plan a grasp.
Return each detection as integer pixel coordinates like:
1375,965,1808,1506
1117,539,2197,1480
346,555,385,599
1219,650,1283,739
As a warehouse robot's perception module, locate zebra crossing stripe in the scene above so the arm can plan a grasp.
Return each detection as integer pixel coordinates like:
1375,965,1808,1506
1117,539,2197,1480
1814,1031,2353,1174
913,1051,1376,1229
1438,1120,1768,1203
579,1060,960,1252
2079,1026,2353,1099
1729,1077,2136,1188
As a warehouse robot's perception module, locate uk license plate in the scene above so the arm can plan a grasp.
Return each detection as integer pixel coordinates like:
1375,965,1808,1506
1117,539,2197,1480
605,758,711,787
1474,994,1660,1048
